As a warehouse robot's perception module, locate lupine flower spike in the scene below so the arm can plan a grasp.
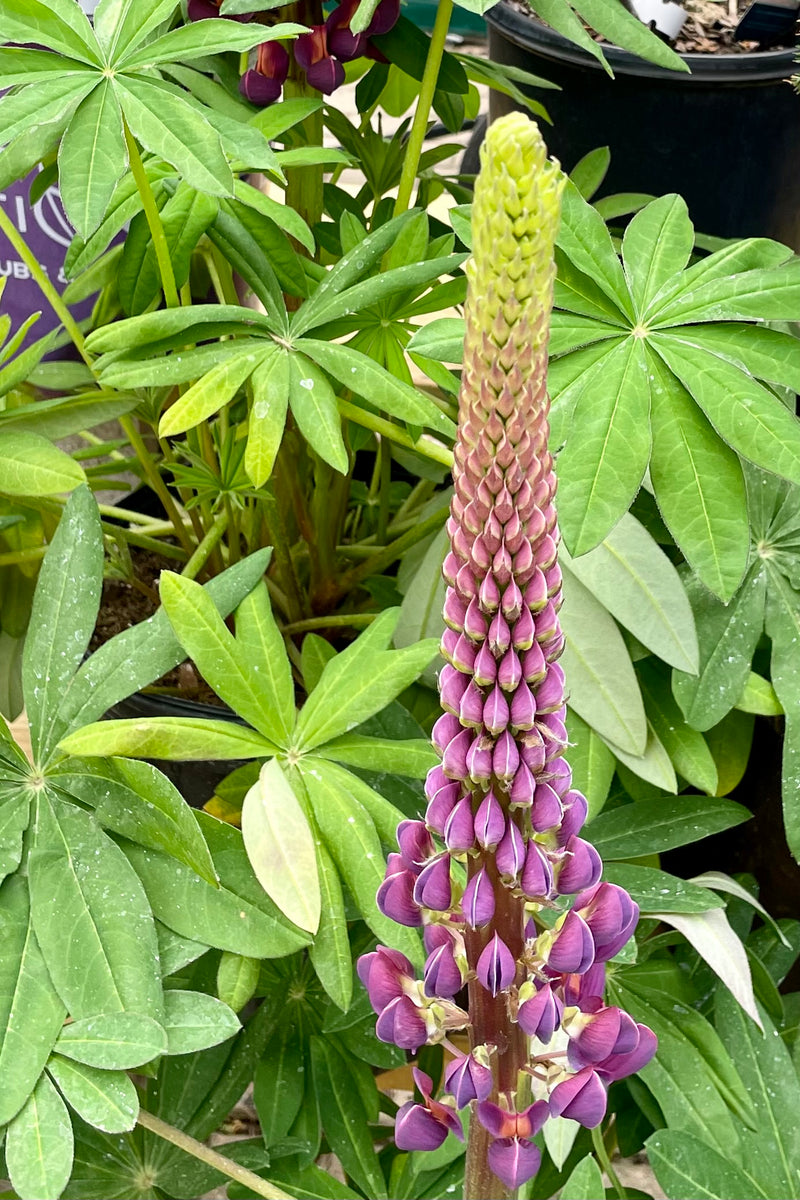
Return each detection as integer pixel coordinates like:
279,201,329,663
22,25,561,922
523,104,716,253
358,112,656,1200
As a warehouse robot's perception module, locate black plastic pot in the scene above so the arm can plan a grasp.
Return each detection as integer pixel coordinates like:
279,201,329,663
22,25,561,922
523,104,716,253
483,3,800,247
106,691,247,808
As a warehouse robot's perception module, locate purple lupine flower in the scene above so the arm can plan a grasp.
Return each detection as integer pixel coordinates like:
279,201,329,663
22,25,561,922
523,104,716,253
358,114,654,1195
294,26,345,94
395,1069,464,1151
358,945,415,1012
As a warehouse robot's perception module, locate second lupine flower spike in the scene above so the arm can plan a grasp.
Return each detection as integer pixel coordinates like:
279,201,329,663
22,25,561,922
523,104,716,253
359,112,655,1199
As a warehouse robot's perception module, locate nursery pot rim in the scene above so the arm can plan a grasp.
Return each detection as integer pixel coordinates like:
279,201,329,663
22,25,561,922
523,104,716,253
486,1,797,82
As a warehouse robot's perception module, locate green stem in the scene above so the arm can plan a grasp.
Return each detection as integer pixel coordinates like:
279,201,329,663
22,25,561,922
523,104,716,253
182,510,230,581
262,487,305,623
393,0,454,215
120,416,195,555
0,206,92,367
592,1125,626,1200
282,612,377,634
0,546,46,568
135,1109,292,1200
377,436,392,544
340,503,448,591
337,398,453,467
123,120,180,309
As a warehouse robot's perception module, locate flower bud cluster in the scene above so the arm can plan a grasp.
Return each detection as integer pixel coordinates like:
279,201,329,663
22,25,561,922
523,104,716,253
358,115,655,1193
189,0,399,102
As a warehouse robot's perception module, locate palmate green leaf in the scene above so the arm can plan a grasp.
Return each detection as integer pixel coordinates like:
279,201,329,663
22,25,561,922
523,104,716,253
672,564,767,731
406,317,464,364
236,582,295,741
557,336,651,554
647,349,749,601
587,796,749,860
557,181,634,320
0,429,85,499
0,73,96,148
0,0,100,63
253,1022,305,1145
295,623,439,751
235,177,315,255
549,311,622,356
247,346,291,486
561,512,698,672
158,344,273,437
99,339,257,390
574,0,687,68
672,322,800,393
120,19,302,69
0,46,94,88
603,863,723,913
216,952,260,1012
5,1071,74,1200
58,79,126,240
61,716,279,761
764,568,800,860
0,874,67,1127
313,733,436,777
29,792,165,1021
308,834,352,1012
553,247,630,326
162,990,240,1055
300,338,456,438
93,0,180,60
0,792,29,885
736,670,783,716
559,564,647,755
647,1131,769,1200
716,991,800,1197
287,352,349,474
649,259,800,327
560,1153,605,1200
22,485,101,763
55,1011,167,1069
610,717,678,792
113,75,233,197
310,1037,388,1200
654,908,761,1027
570,146,611,199
47,1055,138,1133
548,336,627,451
207,202,291,326
52,756,216,884
119,183,217,315
638,659,718,793
298,762,421,965
86,303,274,355
564,710,614,819
241,760,320,934
124,838,308,959
0,391,138,440
622,194,694,313
160,572,291,745
654,335,800,486
54,548,271,744
307,758,408,849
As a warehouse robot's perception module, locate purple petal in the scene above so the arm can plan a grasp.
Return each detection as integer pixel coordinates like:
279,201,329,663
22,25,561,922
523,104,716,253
509,760,535,808
188,0,221,17
439,663,469,714
595,1023,657,1081
466,737,493,785
451,633,477,672
294,25,326,70
444,1053,493,1108
475,791,506,850
568,1007,624,1066
462,868,496,928
488,1137,541,1189
473,641,498,686
489,612,511,656
517,981,563,1042
366,0,400,35
413,855,452,911
483,685,510,736
520,731,546,774
498,647,523,691
239,68,282,105
377,861,422,927
376,995,428,1050
464,596,488,641
397,819,434,869
477,933,516,996
395,1102,449,1151
493,730,520,783
479,572,500,613
534,599,558,641
425,764,449,801
496,818,525,880
424,941,463,998
557,836,602,894
549,1067,607,1128
358,945,414,1012
432,712,461,754
524,567,548,611
534,662,565,713
444,796,476,853
442,728,473,780
327,24,367,59
545,911,595,974
459,680,486,729
563,961,606,1008
512,605,535,650
531,782,562,832
502,579,523,621
575,882,638,961
443,588,467,632
548,757,572,797
510,681,536,731
557,790,588,844
426,781,461,834
520,841,553,900
522,640,547,684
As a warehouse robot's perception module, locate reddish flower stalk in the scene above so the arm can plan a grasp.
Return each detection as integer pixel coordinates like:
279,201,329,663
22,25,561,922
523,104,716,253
358,114,655,1198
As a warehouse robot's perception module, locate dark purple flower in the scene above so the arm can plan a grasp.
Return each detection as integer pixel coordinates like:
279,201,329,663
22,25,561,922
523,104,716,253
357,945,415,1012
189,0,253,19
517,980,563,1042
549,1067,607,1128
488,1138,542,1189
556,836,602,894
566,1004,639,1068
557,790,589,844
325,0,368,61
376,994,428,1050
395,1069,464,1151
413,854,452,912
377,854,422,927
509,760,535,807
595,1023,657,1081
462,868,496,928
477,1099,549,1139
574,882,638,962
542,910,595,975
444,1051,493,1108
365,0,400,35
476,933,517,995
563,961,606,1009
424,940,464,998
294,25,345,94
475,791,505,850
239,41,289,106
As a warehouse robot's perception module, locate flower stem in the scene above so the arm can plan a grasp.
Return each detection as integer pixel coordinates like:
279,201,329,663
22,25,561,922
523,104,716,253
591,1124,626,1200
182,510,230,581
123,119,180,309
282,611,377,634
119,416,195,555
393,0,454,215
0,206,92,367
135,1109,293,1200
337,398,453,467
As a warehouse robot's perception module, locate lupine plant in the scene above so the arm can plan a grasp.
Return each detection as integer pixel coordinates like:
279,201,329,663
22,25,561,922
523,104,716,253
361,114,655,1199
